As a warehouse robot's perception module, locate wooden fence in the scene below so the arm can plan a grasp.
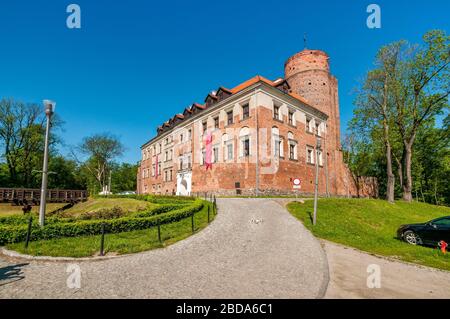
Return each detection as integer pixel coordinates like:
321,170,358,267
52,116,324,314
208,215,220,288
0,188,88,205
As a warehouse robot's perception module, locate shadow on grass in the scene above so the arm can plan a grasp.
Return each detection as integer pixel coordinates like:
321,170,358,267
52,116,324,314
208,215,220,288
0,263,28,286
307,211,314,225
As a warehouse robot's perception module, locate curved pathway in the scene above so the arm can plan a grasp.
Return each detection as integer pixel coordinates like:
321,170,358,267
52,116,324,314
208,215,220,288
0,198,329,298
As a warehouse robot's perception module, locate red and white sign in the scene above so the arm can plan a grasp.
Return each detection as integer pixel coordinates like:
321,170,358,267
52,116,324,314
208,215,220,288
292,178,301,189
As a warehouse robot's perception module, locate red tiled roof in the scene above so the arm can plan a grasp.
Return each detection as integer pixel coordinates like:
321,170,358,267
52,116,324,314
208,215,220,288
155,75,311,136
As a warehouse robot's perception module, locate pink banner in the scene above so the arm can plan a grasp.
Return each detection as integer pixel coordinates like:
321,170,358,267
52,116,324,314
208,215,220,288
205,132,213,170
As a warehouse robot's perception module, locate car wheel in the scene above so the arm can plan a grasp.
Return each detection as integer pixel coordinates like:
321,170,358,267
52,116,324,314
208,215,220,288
403,230,422,245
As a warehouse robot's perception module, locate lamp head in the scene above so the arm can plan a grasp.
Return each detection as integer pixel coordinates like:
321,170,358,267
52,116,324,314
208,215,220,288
43,100,56,116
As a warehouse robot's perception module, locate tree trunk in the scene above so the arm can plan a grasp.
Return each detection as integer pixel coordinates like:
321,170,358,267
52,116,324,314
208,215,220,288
397,162,403,190
382,119,395,203
385,141,395,203
402,141,414,202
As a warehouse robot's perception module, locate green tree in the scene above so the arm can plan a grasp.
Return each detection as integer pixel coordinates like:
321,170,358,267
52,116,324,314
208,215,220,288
0,98,62,188
349,30,449,204
111,163,138,193
47,155,86,190
73,133,125,193
388,30,449,201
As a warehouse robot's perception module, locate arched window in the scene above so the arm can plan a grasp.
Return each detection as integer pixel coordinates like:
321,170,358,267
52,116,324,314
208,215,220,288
222,133,233,161
272,127,283,158
239,127,250,157
288,132,297,160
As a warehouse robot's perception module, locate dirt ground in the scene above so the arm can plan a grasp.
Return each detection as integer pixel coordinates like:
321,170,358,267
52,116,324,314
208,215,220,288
323,240,450,299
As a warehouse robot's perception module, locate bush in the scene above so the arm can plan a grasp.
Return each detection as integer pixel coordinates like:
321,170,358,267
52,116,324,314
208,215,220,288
0,199,206,245
78,206,127,220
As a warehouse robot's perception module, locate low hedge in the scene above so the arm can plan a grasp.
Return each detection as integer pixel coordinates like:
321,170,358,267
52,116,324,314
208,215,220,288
92,194,196,204
0,200,205,245
0,203,189,226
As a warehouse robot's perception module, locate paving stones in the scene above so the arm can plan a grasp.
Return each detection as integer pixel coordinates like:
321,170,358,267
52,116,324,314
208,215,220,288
0,198,329,299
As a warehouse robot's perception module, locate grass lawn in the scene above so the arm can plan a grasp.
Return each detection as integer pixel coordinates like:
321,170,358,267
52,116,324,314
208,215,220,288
0,203,67,217
7,201,215,258
62,197,156,216
287,199,450,271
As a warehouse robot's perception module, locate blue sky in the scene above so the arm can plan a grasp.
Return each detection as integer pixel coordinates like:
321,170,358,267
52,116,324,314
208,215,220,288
0,0,448,163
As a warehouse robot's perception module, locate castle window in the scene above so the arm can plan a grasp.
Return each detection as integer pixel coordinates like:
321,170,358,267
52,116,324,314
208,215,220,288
202,121,207,134
188,129,192,140
288,132,297,160
289,144,296,160
187,155,192,169
288,111,294,126
241,137,250,157
214,116,219,129
272,127,283,158
222,133,233,161
227,143,233,160
315,121,321,136
213,146,219,163
242,103,249,120
227,111,234,125
306,118,313,133
239,127,251,157
274,139,281,158
307,146,314,164
273,105,280,120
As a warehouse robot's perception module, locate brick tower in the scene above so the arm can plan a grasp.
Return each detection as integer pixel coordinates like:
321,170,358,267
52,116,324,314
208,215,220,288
284,49,347,195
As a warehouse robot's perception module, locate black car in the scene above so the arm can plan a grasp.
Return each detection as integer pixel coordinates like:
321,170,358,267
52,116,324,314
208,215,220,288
397,216,450,246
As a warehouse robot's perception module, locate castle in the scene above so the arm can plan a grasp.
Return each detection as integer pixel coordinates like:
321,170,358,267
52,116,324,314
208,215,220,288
137,49,377,197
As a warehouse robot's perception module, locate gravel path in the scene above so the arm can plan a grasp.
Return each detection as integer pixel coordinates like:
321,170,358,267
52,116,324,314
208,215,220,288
323,241,450,299
0,198,329,299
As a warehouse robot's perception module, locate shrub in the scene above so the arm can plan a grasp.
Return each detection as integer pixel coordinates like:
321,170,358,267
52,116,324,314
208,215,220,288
78,206,127,220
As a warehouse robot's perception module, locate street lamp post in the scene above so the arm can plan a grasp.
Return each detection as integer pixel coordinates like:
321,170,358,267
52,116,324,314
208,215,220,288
313,137,322,226
38,100,55,227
